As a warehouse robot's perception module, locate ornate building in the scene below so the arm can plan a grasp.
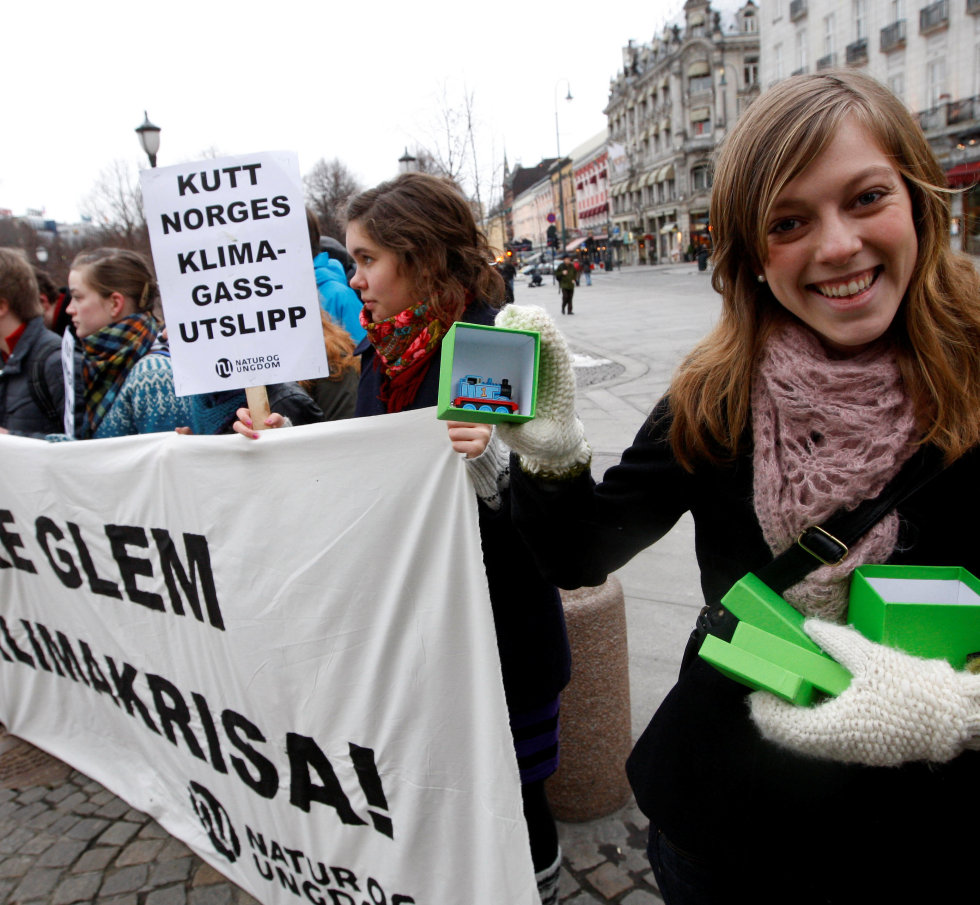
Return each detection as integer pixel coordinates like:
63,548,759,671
763,0,980,254
605,0,760,264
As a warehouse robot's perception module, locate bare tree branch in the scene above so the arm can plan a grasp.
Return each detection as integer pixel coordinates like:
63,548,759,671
303,158,363,242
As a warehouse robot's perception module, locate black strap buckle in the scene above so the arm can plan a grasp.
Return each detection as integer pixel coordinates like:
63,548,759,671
796,526,848,566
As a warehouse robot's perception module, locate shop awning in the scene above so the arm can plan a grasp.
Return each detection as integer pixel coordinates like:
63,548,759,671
688,60,710,77
690,107,711,122
660,222,678,234
564,237,588,252
947,160,980,187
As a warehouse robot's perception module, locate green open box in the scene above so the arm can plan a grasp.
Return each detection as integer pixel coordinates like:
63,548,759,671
436,321,539,425
699,565,980,705
698,573,851,706
849,565,980,669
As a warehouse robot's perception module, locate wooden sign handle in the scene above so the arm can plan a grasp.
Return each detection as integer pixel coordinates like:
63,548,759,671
245,385,272,431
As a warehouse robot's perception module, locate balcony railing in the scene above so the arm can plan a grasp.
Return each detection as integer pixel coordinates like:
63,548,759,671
790,0,807,21
880,19,907,52
916,93,980,133
846,38,868,65
920,0,949,34
816,52,838,70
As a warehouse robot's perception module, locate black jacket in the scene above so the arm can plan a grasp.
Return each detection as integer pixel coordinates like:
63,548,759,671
0,317,65,436
356,301,571,711
510,395,980,898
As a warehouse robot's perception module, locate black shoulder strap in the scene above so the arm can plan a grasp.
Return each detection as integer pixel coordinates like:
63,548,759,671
28,356,60,424
756,445,947,594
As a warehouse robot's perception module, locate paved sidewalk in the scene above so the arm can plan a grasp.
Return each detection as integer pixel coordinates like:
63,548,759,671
1,732,660,904
2,263,714,903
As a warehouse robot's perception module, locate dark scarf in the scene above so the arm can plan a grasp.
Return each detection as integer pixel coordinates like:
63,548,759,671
362,301,449,413
81,312,159,437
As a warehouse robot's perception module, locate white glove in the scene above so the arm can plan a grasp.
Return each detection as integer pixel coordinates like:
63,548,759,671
749,618,980,766
493,305,591,479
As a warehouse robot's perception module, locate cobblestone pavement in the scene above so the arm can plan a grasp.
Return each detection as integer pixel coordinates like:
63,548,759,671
0,734,661,904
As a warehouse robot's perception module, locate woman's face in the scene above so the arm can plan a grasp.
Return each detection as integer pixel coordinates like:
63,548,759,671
346,220,416,323
67,268,116,339
761,116,918,355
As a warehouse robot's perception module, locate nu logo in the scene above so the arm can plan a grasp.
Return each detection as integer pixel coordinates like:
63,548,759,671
215,358,233,378
188,781,240,863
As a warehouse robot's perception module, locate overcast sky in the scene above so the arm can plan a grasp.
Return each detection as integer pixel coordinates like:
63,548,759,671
3,0,748,225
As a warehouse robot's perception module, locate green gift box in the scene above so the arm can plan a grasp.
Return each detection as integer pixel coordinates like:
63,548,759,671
848,564,980,670
436,322,539,424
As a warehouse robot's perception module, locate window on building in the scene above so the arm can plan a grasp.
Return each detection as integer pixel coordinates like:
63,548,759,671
744,55,759,85
691,107,711,135
890,0,905,19
743,7,757,32
774,43,784,80
773,0,784,22
824,14,836,56
927,56,948,107
691,164,712,191
796,29,808,72
853,0,867,39
887,71,906,102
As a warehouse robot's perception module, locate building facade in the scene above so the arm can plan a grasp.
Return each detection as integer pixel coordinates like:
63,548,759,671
605,0,761,264
763,0,980,254
570,131,611,262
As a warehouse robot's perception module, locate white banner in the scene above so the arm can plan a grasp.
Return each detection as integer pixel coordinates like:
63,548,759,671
0,411,536,905
141,151,329,397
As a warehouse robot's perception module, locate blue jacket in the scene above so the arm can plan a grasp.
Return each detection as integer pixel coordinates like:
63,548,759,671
313,252,366,345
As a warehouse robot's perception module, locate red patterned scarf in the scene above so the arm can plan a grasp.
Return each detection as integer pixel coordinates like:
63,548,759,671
362,301,449,413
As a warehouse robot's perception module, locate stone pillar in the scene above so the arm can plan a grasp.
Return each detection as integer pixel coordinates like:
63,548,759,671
546,576,632,821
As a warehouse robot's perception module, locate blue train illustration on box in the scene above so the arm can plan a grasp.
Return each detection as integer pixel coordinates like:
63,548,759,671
451,375,520,414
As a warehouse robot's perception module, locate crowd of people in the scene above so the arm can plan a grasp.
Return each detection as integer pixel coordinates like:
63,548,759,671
4,69,980,904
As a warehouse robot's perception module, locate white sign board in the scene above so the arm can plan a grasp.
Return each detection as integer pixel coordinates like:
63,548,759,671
141,152,329,397
0,411,537,905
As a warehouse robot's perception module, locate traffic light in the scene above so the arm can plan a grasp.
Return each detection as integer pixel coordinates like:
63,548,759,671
547,224,558,249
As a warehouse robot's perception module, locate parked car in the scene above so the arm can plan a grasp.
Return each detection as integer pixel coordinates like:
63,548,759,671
521,261,553,276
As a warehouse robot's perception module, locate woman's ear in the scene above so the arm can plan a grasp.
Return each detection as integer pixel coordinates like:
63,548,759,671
108,291,128,319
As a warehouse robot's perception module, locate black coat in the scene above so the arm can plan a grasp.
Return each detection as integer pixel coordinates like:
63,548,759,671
355,302,570,712
0,317,65,436
510,394,980,899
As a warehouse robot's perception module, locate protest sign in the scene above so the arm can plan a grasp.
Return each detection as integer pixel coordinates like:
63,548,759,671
0,412,537,904
141,152,329,397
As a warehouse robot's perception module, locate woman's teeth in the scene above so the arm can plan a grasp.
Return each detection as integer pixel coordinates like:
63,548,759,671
815,271,874,298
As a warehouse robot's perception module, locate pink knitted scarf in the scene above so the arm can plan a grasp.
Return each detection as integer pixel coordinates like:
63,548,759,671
751,322,917,620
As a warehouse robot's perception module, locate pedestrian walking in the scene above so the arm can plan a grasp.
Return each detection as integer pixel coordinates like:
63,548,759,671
494,70,980,904
554,255,576,315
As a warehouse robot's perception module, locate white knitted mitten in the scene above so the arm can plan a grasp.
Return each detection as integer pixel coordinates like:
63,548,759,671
493,305,591,479
463,427,510,511
749,618,980,766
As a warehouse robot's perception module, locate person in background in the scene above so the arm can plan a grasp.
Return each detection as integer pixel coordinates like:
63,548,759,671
234,173,571,905
33,267,72,336
497,254,517,304
0,249,67,436
554,255,576,315
297,308,359,421
66,247,190,438
308,209,366,346
493,70,980,903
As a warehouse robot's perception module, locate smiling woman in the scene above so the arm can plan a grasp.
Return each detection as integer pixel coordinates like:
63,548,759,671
498,70,980,904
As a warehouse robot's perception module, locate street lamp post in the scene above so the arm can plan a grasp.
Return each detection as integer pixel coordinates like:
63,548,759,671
554,79,573,258
135,111,161,168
